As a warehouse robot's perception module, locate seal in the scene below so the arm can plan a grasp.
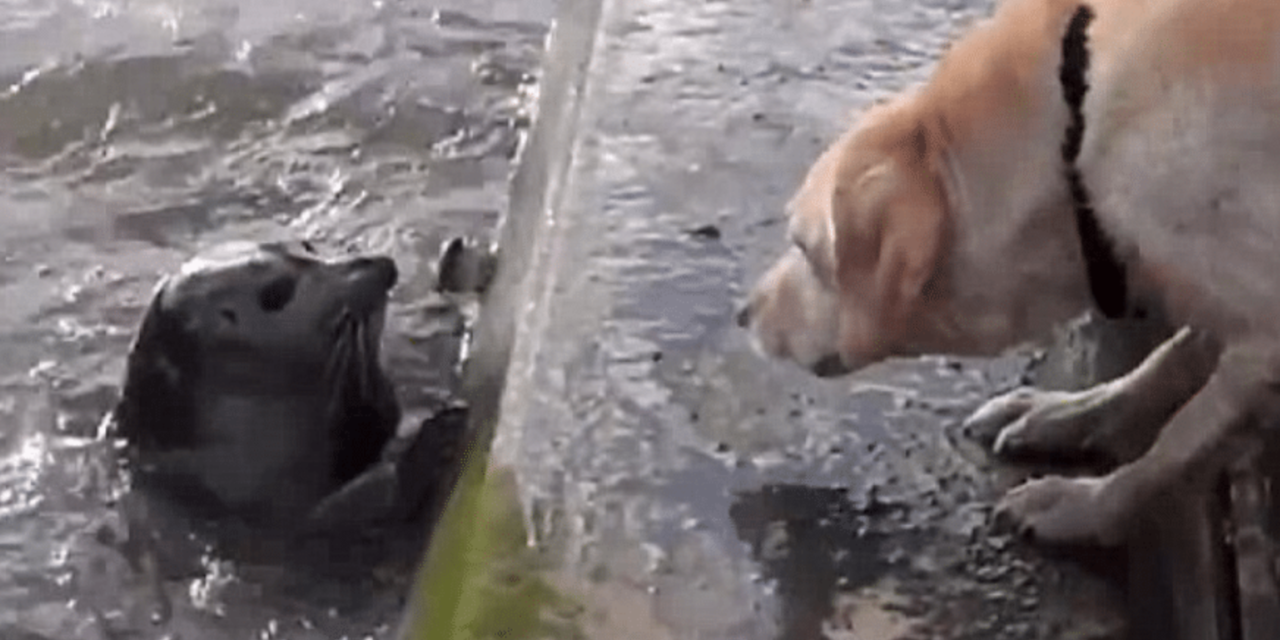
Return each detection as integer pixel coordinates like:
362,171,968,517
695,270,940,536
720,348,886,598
113,239,401,525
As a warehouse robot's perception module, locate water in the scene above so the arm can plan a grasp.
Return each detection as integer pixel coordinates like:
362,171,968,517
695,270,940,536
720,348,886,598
0,0,551,636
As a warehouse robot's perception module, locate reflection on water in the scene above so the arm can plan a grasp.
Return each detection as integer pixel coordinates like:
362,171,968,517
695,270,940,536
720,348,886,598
0,0,550,636
729,485,910,640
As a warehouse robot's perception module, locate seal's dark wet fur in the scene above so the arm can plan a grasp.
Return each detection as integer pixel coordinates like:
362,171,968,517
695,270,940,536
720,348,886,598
113,241,401,522
116,287,203,450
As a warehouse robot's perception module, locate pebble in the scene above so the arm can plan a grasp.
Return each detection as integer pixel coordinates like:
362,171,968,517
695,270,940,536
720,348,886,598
686,224,721,241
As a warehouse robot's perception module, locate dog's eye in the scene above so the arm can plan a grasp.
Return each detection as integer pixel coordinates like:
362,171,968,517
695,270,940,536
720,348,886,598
220,309,238,324
257,276,297,313
301,241,317,254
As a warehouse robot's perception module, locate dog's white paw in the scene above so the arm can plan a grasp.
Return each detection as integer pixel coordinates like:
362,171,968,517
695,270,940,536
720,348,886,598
994,474,1127,546
963,386,1113,460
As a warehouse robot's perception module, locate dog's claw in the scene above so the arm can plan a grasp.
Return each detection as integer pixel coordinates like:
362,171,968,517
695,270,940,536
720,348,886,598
993,474,1125,546
964,386,1111,460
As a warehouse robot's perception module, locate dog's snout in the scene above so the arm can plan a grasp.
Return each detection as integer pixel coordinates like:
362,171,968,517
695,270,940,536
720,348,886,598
351,256,399,290
735,302,753,328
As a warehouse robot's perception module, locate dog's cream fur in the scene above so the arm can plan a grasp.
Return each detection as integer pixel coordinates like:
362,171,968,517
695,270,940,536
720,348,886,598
741,0,1280,545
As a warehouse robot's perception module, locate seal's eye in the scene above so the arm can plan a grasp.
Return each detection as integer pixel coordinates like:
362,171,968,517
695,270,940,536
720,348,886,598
257,276,297,313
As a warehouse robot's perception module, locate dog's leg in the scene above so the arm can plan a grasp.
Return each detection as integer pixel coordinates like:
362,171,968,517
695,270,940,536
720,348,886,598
964,327,1218,463
994,341,1278,546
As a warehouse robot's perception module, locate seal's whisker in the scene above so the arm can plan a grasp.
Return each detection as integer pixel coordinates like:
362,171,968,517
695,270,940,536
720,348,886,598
322,325,354,426
324,317,355,386
355,320,372,399
321,306,386,423
331,309,354,338
366,320,381,398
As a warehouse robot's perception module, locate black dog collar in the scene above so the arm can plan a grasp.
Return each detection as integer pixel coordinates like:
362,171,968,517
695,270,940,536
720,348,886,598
1059,4,1131,319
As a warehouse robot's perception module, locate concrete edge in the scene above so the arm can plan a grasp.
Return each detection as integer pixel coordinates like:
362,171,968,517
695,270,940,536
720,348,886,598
394,0,607,635
460,0,607,439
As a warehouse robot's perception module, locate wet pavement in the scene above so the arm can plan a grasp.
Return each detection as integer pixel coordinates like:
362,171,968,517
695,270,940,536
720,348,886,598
438,0,1131,637
0,0,549,637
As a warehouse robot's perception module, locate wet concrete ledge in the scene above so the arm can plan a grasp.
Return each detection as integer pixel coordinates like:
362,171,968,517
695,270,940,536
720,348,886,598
395,0,607,635
397,0,1174,637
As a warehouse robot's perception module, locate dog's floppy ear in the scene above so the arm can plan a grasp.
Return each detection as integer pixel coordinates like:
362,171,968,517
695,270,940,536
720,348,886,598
830,123,950,361
113,279,200,449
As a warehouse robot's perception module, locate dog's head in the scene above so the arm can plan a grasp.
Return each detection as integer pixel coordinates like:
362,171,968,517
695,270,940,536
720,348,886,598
738,0,1117,378
739,96,970,377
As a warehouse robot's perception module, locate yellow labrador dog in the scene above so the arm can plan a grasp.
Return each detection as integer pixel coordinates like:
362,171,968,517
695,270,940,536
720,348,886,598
740,0,1280,546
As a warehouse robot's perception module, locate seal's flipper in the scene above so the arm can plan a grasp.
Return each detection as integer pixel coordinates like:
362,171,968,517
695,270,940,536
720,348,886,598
436,237,496,294
393,403,469,522
304,461,400,533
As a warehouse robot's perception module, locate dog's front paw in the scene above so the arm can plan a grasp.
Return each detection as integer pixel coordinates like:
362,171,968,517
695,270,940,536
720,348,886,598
964,386,1111,460
994,475,1127,546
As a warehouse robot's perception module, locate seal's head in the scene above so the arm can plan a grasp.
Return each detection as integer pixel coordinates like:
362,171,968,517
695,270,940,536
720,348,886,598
114,240,401,524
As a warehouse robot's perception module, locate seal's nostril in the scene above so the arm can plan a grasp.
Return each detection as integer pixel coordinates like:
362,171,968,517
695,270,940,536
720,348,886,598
735,303,752,328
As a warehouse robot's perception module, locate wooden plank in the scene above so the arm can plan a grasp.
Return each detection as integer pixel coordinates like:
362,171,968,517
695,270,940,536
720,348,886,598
1032,314,1236,638
1125,488,1233,640
1172,487,1235,640
1229,452,1280,640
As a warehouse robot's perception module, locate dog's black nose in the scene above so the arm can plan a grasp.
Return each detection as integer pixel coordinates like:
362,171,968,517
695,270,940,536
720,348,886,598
735,303,752,328
351,256,399,290
810,354,851,378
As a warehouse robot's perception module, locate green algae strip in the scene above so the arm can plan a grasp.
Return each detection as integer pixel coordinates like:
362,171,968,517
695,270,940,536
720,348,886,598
397,449,583,640
394,0,606,632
